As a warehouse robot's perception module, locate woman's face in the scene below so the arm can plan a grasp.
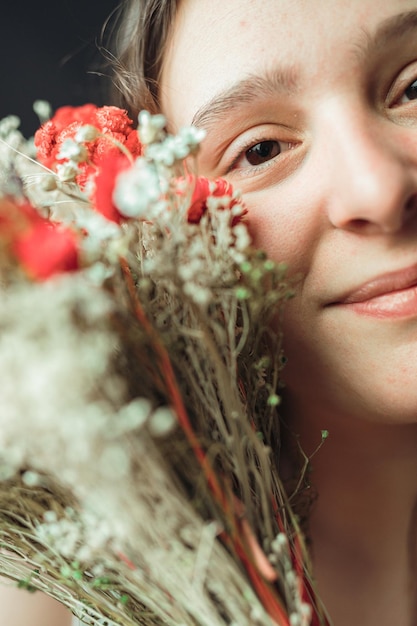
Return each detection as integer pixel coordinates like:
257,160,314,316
161,0,417,425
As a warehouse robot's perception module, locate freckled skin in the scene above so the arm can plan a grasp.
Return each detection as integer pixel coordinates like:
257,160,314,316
162,2,417,625
162,0,417,426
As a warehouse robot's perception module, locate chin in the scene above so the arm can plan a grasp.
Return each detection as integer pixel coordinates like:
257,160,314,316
281,311,417,427
282,359,417,428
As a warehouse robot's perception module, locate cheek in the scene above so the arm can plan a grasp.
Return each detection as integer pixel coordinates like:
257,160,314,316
243,189,320,274
242,187,331,391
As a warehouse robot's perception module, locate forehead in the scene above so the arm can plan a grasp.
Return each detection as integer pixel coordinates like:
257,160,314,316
161,0,417,127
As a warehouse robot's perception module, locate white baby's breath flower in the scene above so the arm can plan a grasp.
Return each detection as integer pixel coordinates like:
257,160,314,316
0,105,297,626
138,110,166,144
146,130,205,166
177,125,206,152
33,99,52,123
109,398,152,437
145,140,176,167
113,159,164,218
233,223,252,251
75,124,100,143
289,614,302,626
22,470,40,486
99,445,130,479
148,136,186,166
249,606,265,624
271,532,289,557
83,262,114,285
56,161,79,182
0,116,25,176
0,276,126,484
177,258,204,282
299,602,313,626
44,510,58,523
183,282,212,305
148,407,177,437
57,139,88,163
0,115,21,137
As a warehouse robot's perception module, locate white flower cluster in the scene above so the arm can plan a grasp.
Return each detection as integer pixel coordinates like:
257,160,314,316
57,139,88,164
113,111,205,219
139,195,250,307
137,109,205,154
75,125,100,143
0,114,21,142
145,126,206,167
0,109,297,626
0,115,28,194
0,273,184,559
269,533,312,626
137,110,166,145
0,275,125,481
56,141,88,183
113,159,167,219
53,124,98,184
35,508,116,563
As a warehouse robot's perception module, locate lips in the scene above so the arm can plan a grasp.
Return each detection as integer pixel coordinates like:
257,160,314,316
330,264,417,318
336,264,417,305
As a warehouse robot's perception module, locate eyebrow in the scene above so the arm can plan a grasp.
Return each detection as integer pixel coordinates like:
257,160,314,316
191,9,417,131
368,9,417,51
191,66,301,130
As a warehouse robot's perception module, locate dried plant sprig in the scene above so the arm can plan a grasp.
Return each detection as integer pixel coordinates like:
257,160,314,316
0,106,331,626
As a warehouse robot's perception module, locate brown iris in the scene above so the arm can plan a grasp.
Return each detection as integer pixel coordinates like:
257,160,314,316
245,140,280,166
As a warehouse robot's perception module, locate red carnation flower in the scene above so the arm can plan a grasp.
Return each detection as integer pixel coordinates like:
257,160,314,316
34,105,142,190
34,104,99,169
186,175,246,224
14,220,79,281
0,199,80,280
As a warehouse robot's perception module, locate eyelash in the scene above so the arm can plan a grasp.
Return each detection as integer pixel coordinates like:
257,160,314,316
222,67,417,175
388,60,417,107
399,77,417,103
226,136,294,174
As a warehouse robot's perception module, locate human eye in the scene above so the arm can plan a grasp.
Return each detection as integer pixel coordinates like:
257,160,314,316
387,61,417,108
229,139,293,171
224,130,299,180
198,121,304,187
384,61,417,128
399,77,417,103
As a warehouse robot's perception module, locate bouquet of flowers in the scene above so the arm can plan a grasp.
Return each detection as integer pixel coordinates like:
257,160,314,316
0,103,330,626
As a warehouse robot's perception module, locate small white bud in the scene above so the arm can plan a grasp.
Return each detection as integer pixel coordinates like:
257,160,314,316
113,159,162,218
75,125,100,143
289,614,302,626
300,602,313,626
33,100,52,122
56,161,79,182
271,532,289,555
22,470,40,486
0,115,21,137
138,110,166,144
44,510,58,523
148,406,177,437
57,139,88,163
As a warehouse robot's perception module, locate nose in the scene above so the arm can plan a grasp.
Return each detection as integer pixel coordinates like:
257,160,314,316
321,103,417,234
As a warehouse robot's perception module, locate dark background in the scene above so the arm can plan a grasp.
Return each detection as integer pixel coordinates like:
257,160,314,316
0,0,118,136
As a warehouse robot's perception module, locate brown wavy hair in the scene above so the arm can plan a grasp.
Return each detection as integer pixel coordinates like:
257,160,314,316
108,0,178,120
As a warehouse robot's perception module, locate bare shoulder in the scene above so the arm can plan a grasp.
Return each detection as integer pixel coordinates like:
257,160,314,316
0,585,73,626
